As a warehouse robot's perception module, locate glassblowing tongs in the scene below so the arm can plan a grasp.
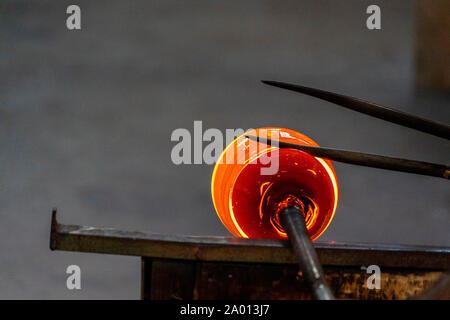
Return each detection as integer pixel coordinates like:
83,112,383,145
246,80,450,180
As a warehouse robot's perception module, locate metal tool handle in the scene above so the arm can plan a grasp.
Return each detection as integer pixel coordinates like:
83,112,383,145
279,206,335,300
246,134,450,179
262,80,450,140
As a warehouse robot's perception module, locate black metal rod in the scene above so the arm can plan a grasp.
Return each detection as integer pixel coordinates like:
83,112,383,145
246,135,450,179
262,80,450,140
279,206,335,300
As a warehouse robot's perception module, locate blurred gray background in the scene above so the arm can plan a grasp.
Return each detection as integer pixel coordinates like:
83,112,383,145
0,0,448,299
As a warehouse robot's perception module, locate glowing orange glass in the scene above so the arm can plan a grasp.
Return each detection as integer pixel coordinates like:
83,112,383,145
211,127,338,241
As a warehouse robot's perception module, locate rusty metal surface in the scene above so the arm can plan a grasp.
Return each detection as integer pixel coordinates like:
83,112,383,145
416,0,450,91
148,259,197,300
194,264,444,300
50,210,450,269
419,273,450,300
144,258,446,300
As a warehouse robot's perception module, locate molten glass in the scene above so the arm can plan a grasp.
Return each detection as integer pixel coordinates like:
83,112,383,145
211,127,338,241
